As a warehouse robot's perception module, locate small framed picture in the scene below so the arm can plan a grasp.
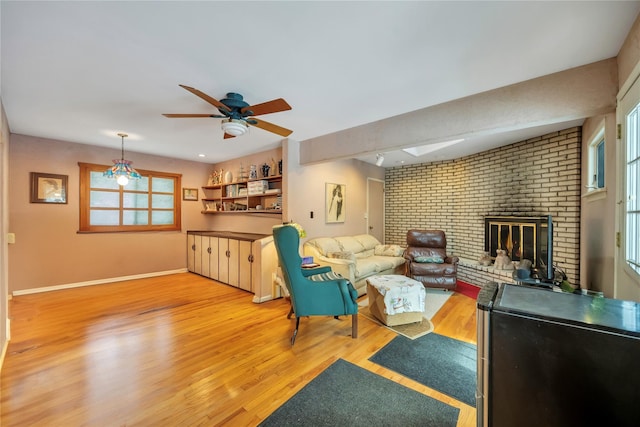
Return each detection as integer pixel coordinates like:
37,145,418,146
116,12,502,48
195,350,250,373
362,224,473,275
182,188,199,201
30,172,68,204
325,182,345,223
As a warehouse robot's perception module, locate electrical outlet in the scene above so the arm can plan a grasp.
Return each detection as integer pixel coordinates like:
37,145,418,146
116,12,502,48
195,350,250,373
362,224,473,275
7,233,15,244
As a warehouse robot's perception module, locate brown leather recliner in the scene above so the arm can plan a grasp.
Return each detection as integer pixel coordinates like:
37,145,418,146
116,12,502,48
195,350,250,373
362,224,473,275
404,230,459,290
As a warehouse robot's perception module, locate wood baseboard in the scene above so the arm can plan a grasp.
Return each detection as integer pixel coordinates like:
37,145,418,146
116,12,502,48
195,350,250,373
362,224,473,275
11,269,188,296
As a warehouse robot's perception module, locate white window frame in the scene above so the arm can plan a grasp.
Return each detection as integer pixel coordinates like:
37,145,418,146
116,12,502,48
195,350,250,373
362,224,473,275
624,106,640,275
587,124,606,193
616,67,640,298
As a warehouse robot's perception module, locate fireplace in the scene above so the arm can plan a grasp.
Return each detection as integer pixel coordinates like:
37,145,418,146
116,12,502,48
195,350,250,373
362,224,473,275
484,216,551,273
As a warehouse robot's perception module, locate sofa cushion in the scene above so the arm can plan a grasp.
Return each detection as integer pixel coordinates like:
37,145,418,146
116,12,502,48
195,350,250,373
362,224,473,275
327,251,356,262
336,236,366,254
355,258,379,277
371,255,406,270
354,234,381,251
306,237,342,256
374,244,404,257
355,249,374,259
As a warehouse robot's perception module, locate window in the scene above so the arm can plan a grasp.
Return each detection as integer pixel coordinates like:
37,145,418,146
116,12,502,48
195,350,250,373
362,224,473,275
587,126,605,190
79,163,181,232
626,105,640,274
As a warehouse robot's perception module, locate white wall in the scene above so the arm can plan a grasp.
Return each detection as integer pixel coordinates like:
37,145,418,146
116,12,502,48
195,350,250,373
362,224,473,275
285,139,385,242
580,113,617,295
1,101,10,364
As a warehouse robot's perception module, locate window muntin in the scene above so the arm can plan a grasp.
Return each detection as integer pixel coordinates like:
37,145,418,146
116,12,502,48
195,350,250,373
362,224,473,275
79,163,181,232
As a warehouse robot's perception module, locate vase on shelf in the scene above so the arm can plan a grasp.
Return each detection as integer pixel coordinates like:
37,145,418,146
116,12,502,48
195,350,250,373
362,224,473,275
224,170,233,184
250,164,258,180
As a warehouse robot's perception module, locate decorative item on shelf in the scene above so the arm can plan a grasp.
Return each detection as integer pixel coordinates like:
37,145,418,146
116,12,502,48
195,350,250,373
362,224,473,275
249,164,258,180
278,159,283,175
224,170,233,184
238,163,248,181
261,163,270,178
270,158,276,176
207,171,216,186
103,133,142,186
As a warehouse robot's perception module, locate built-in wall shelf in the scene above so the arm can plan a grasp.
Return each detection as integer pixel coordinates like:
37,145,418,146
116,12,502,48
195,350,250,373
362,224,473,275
201,175,283,215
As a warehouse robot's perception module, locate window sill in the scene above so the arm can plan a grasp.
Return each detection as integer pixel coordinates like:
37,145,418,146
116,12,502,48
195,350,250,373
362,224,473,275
582,187,607,201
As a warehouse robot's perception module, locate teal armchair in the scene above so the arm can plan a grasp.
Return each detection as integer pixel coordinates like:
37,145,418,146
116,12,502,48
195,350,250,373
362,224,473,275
273,225,358,345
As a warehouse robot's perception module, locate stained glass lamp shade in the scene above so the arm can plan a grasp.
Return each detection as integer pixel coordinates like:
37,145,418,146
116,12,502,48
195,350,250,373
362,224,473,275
104,133,141,186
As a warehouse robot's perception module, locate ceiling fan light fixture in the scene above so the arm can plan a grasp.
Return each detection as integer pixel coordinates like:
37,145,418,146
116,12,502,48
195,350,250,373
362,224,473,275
221,119,249,137
104,133,142,186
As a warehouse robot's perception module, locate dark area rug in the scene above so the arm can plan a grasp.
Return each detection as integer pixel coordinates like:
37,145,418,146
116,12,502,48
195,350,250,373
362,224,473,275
259,359,459,427
369,333,477,407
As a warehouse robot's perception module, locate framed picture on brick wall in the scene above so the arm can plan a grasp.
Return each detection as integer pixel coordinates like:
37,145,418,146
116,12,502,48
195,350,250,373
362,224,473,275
325,183,345,223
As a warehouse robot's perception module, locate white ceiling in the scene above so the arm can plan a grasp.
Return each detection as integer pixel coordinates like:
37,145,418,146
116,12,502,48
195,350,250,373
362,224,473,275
2,1,639,167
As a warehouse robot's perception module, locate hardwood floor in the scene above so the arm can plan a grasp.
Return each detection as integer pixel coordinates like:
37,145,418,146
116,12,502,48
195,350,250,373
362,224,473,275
1,273,478,426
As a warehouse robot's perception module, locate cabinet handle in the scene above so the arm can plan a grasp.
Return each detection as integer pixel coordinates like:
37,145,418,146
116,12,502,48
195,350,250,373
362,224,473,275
248,254,254,263
207,247,212,254
191,244,196,251
226,250,231,258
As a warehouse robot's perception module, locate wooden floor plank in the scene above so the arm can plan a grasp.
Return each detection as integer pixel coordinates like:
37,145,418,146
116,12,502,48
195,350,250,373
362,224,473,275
1,273,477,426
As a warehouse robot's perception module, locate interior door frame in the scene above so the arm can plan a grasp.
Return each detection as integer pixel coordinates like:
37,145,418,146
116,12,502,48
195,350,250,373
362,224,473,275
366,177,385,243
615,61,640,299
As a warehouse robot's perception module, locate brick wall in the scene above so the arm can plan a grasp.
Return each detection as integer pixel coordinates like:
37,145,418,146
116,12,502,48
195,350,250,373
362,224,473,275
385,127,581,286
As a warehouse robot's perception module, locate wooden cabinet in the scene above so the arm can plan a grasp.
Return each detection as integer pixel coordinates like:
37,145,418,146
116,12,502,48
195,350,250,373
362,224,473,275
200,175,282,215
187,231,279,302
201,235,219,280
187,233,202,275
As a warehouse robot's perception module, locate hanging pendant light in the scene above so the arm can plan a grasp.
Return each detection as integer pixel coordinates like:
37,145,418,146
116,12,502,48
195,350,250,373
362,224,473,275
104,133,142,186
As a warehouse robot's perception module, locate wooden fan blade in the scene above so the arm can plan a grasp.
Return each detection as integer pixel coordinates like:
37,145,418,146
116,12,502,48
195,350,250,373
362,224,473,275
163,114,217,118
223,133,236,139
250,118,293,137
178,84,230,112
241,98,291,116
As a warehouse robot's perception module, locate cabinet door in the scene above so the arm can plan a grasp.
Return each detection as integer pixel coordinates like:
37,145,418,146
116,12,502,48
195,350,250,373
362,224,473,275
238,240,253,291
228,239,240,287
208,236,220,280
187,234,196,272
202,236,211,278
191,234,203,275
218,238,230,284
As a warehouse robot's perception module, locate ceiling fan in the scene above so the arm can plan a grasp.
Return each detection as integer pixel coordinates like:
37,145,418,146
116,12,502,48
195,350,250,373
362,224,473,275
163,84,293,139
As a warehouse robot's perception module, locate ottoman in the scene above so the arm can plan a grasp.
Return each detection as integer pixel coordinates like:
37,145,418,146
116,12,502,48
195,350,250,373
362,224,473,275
366,275,426,326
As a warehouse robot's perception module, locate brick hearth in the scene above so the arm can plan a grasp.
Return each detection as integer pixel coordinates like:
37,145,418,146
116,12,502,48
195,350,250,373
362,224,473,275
456,257,516,287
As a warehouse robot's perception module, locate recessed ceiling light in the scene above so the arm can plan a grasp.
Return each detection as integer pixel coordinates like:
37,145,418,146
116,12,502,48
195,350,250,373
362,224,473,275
198,154,205,158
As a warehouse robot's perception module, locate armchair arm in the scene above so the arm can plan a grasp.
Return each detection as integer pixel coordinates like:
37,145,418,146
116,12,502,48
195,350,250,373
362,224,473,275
295,278,359,316
446,255,460,264
301,265,332,277
312,255,357,283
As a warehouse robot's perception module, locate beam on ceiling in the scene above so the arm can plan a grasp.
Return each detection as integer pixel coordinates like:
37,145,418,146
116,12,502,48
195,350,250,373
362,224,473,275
299,58,617,165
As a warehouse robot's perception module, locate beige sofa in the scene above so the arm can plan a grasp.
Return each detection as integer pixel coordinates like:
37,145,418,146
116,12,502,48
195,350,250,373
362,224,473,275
303,234,406,296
